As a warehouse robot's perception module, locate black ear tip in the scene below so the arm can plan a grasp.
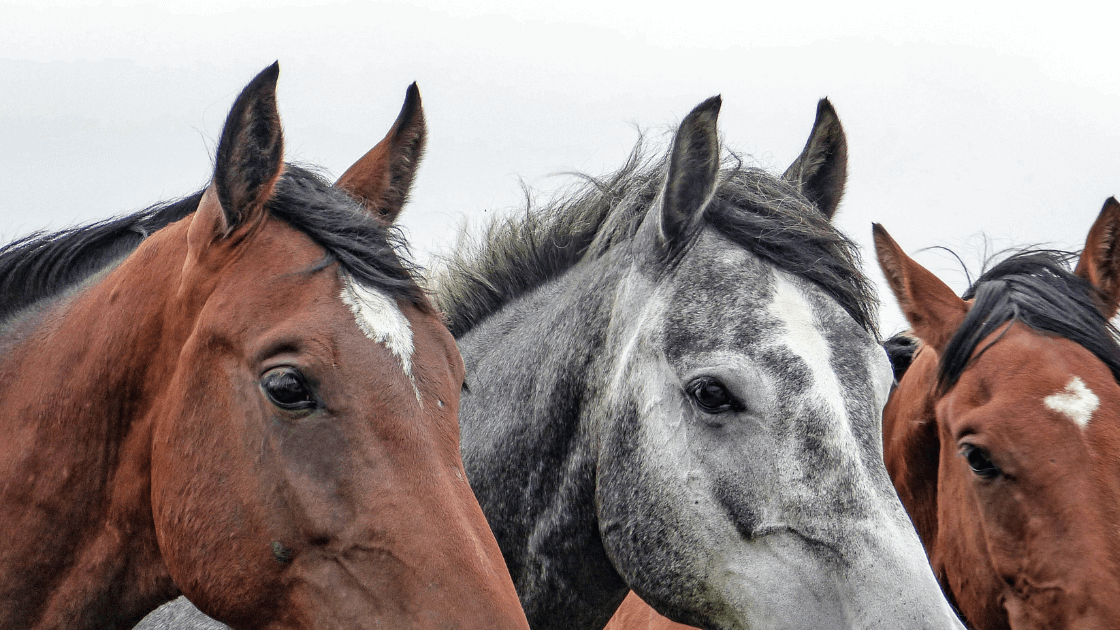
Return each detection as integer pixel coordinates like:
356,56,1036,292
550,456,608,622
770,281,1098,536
233,63,281,104
394,82,425,136
692,95,722,117
1104,196,1120,211
815,98,840,124
680,96,722,133
258,61,280,85
403,82,423,112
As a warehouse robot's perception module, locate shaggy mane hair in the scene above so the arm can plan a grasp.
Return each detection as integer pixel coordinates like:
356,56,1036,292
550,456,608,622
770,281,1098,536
0,165,422,325
431,142,878,339
937,250,1120,392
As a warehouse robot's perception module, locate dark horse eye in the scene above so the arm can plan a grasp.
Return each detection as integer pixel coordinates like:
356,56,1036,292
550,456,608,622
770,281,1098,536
261,368,317,411
687,377,741,414
960,444,1001,479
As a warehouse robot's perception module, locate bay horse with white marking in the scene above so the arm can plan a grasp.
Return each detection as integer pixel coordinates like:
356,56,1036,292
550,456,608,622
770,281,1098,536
875,199,1120,629
0,64,529,630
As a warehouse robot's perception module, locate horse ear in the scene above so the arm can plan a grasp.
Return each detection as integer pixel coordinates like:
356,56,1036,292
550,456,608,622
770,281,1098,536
1074,197,1120,318
207,62,285,237
659,96,722,252
873,223,968,354
782,98,847,220
335,82,426,225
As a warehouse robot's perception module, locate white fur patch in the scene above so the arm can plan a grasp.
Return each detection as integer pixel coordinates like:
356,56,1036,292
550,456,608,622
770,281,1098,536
1044,377,1099,429
769,273,850,432
339,273,420,401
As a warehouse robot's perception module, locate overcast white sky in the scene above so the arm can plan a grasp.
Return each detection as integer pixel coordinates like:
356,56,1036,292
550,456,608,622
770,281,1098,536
2,0,1118,334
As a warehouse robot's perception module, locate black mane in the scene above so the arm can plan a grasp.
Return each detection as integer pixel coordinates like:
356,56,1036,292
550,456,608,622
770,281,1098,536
938,250,1120,391
0,195,199,323
0,165,421,324
434,143,877,338
267,167,422,304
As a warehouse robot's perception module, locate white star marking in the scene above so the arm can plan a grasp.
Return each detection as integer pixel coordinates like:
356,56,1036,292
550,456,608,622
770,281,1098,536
1044,377,1099,429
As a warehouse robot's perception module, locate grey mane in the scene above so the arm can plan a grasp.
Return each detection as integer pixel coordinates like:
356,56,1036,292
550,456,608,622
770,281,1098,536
430,141,655,338
433,141,878,339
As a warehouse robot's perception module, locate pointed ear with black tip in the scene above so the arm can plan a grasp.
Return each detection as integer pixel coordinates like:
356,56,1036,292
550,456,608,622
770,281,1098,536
201,62,285,240
658,95,722,254
782,98,848,220
873,224,969,354
1074,197,1120,318
335,82,426,225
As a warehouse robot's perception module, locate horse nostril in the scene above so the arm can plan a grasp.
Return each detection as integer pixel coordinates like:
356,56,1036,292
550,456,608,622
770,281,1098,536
271,541,294,563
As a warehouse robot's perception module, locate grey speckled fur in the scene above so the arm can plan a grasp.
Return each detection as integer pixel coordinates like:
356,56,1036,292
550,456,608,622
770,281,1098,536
134,597,229,630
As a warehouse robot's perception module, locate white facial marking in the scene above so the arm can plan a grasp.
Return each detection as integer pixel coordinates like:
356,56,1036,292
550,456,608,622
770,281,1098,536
769,273,850,433
339,273,420,401
1044,376,1099,429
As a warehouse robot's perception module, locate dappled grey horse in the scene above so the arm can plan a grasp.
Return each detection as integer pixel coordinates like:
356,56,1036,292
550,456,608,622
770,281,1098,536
138,98,963,629
435,98,962,630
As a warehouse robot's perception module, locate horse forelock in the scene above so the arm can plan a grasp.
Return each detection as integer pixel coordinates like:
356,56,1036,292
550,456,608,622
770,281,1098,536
704,172,878,338
938,250,1120,392
432,141,877,340
266,166,426,309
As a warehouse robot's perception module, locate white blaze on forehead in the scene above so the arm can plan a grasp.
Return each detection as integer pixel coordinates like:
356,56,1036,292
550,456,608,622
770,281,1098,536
339,273,420,401
769,273,850,431
1044,377,1099,429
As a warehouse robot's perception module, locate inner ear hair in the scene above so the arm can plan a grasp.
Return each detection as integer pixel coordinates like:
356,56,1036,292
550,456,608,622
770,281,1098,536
659,95,722,253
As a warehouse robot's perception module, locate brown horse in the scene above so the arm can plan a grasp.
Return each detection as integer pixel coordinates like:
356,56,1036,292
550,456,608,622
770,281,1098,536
874,199,1120,629
0,64,529,630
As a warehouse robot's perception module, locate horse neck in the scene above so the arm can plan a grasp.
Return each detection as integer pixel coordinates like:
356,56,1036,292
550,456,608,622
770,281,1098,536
455,255,630,630
0,220,200,629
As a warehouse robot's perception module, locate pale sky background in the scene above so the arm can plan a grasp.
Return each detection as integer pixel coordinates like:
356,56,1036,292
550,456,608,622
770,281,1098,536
2,0,1118,335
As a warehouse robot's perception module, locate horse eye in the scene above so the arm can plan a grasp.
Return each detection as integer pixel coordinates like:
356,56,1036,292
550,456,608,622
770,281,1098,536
687,377,741,414
960,444,1000,479
261,368,317,411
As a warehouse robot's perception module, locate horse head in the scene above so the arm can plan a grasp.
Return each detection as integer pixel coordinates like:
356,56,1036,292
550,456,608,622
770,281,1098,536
876,201,1120,628
588,97,961,629
0,65,528,630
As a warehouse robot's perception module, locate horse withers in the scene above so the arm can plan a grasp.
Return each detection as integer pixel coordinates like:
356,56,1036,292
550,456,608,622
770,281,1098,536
0,65,529,630
875,201,1120,628
422,98,964,629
